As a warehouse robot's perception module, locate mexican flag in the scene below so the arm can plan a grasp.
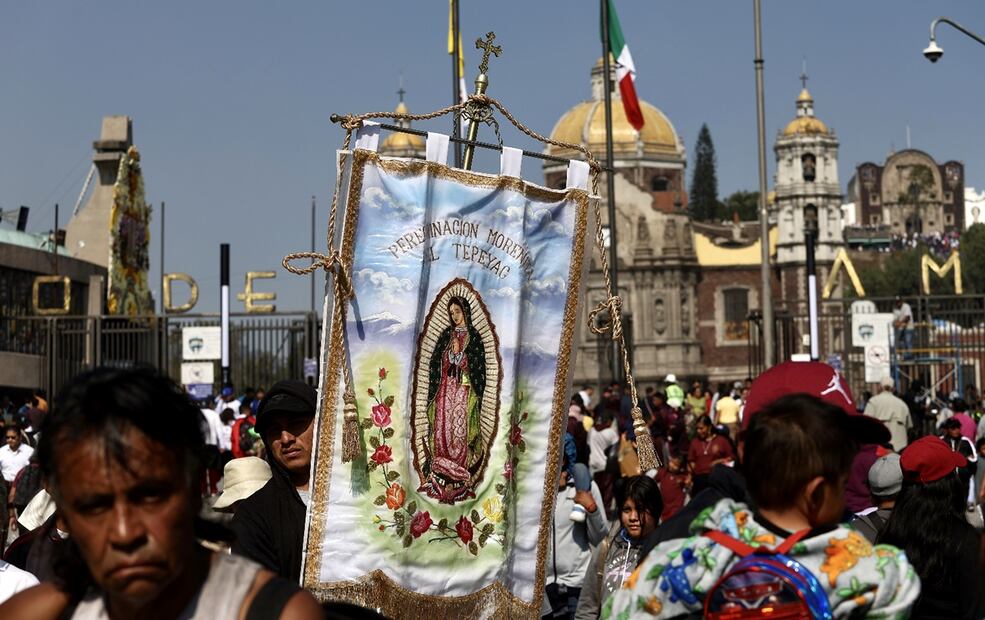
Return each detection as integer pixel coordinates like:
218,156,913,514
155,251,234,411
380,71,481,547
606,0,644,130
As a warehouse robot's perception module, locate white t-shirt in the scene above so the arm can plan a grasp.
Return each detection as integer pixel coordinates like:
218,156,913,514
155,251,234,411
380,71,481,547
200,408,224,448
587,426,619,475
893,303,913,330
0,559,38,604
0,444,33,483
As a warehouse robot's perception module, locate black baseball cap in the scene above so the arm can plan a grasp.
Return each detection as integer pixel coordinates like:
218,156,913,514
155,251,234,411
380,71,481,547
255,380,317,436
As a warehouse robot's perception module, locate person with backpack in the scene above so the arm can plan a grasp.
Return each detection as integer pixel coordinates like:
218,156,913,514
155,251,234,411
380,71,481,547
230,402,260,459
851,453,902,544
574,476,662,620
604,394,919,619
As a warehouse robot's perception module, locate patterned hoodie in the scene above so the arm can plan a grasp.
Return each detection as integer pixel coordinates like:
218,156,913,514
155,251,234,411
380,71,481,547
602,498,920,619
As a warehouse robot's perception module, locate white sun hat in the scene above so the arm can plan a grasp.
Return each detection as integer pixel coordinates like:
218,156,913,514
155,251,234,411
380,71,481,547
213,457,272,511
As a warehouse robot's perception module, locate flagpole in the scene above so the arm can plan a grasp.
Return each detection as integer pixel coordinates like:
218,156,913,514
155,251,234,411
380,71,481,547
600,0,623,385
451,0,463,168
753,0,775,368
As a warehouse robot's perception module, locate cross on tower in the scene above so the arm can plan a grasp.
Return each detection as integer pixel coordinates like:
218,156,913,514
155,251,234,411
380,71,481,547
397,85,406,103
476,31,502,75
800,58,809,90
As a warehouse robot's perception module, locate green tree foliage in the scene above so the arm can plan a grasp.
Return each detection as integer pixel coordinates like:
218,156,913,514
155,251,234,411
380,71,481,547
960,223,985,294
689,124,719,221
854,247,925,298
718,190,760,222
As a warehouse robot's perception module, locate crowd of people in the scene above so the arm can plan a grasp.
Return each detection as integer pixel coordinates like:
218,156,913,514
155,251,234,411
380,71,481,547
0,361,982,618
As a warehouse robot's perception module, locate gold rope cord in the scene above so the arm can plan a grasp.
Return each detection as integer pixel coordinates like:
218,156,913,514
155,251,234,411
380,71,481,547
281,93,658,469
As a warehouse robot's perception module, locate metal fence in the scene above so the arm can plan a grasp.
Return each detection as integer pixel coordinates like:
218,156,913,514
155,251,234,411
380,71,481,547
749,295,985,408
0,312,320,397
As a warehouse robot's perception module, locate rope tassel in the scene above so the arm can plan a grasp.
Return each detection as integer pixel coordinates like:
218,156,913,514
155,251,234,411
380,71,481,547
340,383,360,463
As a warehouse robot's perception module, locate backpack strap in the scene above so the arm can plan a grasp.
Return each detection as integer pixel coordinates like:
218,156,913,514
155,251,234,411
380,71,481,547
704,528,810,557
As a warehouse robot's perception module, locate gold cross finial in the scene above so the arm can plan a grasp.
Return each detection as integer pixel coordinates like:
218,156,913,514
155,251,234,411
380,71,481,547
476,31,502,75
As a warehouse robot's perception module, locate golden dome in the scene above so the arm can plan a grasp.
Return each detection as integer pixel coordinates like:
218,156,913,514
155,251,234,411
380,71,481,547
548,100,681,157
796,88,813,102
380,100,424,153
782,116,828,136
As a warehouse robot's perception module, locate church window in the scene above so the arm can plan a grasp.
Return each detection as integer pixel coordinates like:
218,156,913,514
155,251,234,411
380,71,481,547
870,215,881,225
651,177,669,192
870,193,880,206
944,191,953,203
945,213,954,226
723,288,749,342
801,153,817,182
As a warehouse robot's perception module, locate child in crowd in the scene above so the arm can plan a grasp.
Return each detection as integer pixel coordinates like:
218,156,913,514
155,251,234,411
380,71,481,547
575,476,662,620
655,455,689,522
603,394,919,619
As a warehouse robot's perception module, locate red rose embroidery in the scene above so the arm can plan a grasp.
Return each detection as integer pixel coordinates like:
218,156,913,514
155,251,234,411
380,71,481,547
372,403,391,428
509,424,522,446
379,367,388,380
410,511,432,538
455,515,473,544
503,461,514,480
370,445,392,465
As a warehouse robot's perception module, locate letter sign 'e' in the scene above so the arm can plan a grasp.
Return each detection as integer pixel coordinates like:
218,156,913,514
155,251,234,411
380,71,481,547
237,271,277,313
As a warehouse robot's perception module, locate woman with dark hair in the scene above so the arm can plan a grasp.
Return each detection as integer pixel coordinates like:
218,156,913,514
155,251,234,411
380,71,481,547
574,475,662,619
879,435,985,619
686,414,733,496
421,295,487,503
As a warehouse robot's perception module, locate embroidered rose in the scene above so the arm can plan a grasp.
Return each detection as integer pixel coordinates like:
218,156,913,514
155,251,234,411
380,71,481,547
503,461,514,480
379,367,388,380
370,445,392,465
410,511,432,538
455,515,473,544
509,424,522,446
385,483,405,510
372,403,391,427
367,387,375,397
482,497,503,523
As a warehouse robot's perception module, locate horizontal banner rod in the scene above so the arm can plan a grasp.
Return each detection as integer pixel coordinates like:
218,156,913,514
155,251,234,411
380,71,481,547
328,114,611,172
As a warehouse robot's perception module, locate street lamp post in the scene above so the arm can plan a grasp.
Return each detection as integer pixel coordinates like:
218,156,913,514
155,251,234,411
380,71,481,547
804,204,819,360
923,16,985,62
753,0,775,368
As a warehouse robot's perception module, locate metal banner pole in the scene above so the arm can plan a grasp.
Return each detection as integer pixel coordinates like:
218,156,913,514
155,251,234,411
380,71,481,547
220,243,230,385
452,0,462,167
160,201,165,313
753,0,775,368
310,196,316,314
601,0,623,384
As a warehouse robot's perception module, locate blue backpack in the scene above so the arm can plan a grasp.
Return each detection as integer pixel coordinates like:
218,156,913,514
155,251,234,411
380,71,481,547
702,529,832,620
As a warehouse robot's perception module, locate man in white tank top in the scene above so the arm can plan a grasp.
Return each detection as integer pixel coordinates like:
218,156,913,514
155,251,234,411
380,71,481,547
0,368,322,620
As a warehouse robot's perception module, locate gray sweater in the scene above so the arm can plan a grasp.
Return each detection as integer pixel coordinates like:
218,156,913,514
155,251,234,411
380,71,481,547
545,481,608,589
575,528,641,620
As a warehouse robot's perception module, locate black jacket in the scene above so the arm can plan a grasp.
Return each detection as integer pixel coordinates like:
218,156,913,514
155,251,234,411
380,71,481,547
230,455,307,582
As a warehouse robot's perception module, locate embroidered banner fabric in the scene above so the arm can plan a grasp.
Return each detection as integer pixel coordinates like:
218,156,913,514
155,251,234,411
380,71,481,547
304,149,592,617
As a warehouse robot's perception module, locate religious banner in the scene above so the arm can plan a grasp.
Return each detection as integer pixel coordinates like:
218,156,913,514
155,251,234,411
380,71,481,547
107,146,153,316
304,143,593,617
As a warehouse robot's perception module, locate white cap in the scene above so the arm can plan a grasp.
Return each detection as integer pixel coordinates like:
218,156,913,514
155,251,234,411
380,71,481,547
665,373,677,384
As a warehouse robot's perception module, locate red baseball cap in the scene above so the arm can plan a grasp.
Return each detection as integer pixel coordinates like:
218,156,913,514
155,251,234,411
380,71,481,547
741,360,890,444
900,435,968,484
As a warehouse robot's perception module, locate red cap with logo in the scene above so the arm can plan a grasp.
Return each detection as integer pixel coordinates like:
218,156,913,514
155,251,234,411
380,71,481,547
741,360,889,444
900,435,968,484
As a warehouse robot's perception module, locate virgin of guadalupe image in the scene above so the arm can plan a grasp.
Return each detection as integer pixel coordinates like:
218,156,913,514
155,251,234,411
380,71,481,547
413,280,501,504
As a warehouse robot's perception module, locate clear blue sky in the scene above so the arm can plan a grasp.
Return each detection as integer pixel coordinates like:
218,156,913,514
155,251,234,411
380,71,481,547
2,1,983,312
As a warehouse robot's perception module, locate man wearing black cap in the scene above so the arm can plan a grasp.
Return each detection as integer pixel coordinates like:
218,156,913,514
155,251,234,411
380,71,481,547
231,380,317,582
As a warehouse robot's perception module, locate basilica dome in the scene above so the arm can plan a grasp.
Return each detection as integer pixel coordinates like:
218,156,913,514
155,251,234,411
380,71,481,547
380,99,424,157
547,58,684,161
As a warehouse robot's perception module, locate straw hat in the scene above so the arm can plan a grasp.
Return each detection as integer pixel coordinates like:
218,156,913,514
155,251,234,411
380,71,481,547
213,457,272,511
